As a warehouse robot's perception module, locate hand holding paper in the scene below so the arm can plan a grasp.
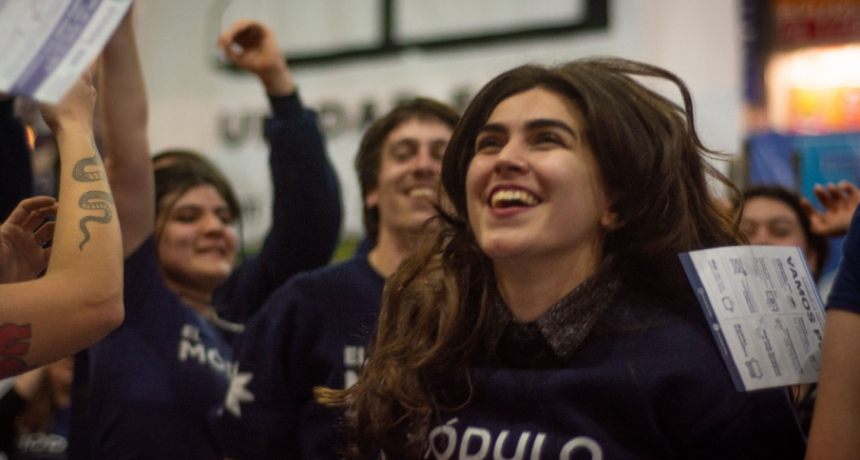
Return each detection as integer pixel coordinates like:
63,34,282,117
0,0,133,103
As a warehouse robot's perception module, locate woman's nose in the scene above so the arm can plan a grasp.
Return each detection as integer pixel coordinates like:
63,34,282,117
200,212,226,233
748,227,771,245
493,142,528,174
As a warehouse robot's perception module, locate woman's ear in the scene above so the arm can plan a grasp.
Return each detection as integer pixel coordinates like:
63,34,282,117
599,189,624,231
600,209,623,230
364,187,379,209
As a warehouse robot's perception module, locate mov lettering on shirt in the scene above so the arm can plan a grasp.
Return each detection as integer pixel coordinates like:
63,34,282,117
18,433,68,454
177,324,231,376
425,418,604,460
343,345,365,388
0,323,31,376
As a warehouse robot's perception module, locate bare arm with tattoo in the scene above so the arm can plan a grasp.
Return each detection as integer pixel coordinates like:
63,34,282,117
0,72,124,378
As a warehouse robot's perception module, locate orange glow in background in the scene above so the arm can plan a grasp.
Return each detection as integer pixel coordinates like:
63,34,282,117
768,44,860,133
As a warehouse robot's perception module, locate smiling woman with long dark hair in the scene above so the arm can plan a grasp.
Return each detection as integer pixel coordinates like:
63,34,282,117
318,58,806,460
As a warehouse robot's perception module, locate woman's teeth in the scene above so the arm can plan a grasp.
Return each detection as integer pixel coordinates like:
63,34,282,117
490,189,539,208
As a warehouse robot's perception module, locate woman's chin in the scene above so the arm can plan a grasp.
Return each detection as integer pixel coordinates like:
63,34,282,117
185,267,232,292
480,240,533,264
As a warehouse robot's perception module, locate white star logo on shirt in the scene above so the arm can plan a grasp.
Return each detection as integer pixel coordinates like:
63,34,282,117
225,362,254,417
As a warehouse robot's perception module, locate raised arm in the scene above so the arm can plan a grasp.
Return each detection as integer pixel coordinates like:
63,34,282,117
98,8,154,257
214,20,341,324
218,20,295,97
0,72,123,378
800,181,860,238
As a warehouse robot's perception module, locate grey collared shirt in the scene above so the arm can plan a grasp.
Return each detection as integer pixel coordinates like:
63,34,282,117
483,260,621,362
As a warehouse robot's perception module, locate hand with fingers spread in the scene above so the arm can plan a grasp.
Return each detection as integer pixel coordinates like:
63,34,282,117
218,19,295,96
801,181,860,237
0,197,57,284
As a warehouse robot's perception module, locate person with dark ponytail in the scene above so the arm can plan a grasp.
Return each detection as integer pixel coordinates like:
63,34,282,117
318,58,805,459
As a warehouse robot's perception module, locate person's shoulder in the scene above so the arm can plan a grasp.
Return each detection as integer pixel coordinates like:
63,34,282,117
838,205,860,257
123,235,164,295
591,288,715,361
121,236,189,321
600,288,703,331
283,255,380,292
827,209,860,312
258,256,380,317
124,236,157,270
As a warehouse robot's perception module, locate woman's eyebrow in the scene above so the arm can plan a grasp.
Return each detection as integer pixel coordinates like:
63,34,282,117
172,203,202,211
384,138,419,154
743,216,799,225
525,119,576,137
476,123,507,136
477,119,577,137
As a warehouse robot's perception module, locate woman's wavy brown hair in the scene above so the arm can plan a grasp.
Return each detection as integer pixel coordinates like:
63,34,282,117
317,57,742,459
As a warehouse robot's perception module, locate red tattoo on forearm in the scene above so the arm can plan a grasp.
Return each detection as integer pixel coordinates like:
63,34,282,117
0,323,31,377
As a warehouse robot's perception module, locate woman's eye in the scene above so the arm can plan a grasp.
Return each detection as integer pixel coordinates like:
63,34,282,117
476,136,502,152
392,150,411,161
535,132,563,146
218,211,234,225
173,211,198,223
770,225,795,238
431,145,446,162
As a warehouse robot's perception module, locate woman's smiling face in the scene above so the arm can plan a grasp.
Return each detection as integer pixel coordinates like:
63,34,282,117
156,184,238,293
465,87,616,271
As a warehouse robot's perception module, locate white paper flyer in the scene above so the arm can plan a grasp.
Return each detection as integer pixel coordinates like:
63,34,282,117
680,245,826,391
0,0,133,103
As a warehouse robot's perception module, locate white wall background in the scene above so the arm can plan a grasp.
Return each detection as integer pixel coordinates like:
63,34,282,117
131,0,743,245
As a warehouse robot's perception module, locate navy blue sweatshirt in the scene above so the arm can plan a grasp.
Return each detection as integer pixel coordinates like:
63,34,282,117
423,289,806,459
215,255,384,460
68,92,341,460
826,206,860,315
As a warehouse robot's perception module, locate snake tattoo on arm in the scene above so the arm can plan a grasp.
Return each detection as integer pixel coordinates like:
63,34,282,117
71,142,115,250
76,191,115,250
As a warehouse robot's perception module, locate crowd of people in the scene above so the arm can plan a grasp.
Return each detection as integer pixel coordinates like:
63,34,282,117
2,5,860,460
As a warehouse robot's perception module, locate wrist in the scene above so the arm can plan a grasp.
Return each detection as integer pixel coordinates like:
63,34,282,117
258,65,295,96
268,92,301,118
50,118,93,138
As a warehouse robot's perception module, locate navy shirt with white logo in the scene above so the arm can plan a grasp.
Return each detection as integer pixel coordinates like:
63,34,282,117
216,256,384,460
67,93,341,460
423,288,807,460
71,238,232,460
